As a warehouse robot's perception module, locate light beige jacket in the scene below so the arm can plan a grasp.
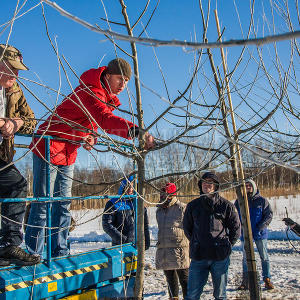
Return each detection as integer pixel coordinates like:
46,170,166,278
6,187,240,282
155,197,190,270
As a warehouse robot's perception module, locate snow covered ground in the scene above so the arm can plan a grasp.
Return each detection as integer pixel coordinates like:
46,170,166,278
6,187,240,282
70,195,300,299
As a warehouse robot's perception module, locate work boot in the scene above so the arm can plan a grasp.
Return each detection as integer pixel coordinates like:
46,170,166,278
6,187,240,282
0,246,40,266
264,277,274,290
0,259,10,267
237,278,248,290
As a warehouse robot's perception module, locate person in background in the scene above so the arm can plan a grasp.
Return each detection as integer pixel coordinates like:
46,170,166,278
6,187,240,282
156,183,189,300
0,44,39,266
102,175,150,250
235,179,274,290
183,172,241,300
25,58,155,258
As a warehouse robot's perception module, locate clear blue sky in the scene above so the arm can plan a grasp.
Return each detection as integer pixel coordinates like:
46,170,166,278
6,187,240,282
1,0,264,117
1,1,298,172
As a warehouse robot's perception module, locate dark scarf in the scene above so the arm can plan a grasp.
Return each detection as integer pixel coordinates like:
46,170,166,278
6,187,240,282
201,195,216,214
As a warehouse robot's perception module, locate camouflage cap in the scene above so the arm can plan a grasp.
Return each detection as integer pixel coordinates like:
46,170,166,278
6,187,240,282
107,58,131,79
0,44,28,70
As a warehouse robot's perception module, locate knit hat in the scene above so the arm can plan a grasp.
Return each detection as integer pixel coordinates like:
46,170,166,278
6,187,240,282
0,44,28,70
107,58,131,79
161,183,177,196
159,183,177,208
118,175,134,195
245,179,257,197
198,171,220,193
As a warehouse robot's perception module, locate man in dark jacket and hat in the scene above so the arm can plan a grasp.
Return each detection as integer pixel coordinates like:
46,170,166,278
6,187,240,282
235,179,274,290
102,176,150,249
183,172,241,300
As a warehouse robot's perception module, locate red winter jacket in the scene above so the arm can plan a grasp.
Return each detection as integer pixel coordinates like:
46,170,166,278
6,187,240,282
30,67,136,165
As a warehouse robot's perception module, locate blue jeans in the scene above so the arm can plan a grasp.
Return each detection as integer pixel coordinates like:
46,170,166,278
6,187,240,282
242,239,270,280
185,257,230,300
25,154,74,257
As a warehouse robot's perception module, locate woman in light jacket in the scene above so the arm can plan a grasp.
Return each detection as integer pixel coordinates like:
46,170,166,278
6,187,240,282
156,183,189,300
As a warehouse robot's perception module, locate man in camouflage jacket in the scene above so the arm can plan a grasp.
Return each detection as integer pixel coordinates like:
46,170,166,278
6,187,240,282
0,44,39,266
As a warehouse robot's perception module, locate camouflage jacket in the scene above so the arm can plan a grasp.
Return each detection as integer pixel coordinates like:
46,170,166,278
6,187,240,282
0,82,36,163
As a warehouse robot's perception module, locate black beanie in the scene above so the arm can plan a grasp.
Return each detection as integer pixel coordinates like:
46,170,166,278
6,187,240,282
107,58,132,79
198,171,220,192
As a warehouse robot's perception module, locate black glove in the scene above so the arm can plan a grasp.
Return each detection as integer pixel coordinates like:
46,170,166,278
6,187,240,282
256,224,266,232
283,218,295,227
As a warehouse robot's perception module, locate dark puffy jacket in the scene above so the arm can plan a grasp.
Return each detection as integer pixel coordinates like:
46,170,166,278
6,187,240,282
235,190,273,240
183,193,241,261
102,177,150,249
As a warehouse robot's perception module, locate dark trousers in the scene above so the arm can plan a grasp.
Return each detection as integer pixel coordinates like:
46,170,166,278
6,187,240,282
164,268,189,298
0,159,27,248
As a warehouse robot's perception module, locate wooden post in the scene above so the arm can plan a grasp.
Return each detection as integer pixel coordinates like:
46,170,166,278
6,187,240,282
214,10,261,300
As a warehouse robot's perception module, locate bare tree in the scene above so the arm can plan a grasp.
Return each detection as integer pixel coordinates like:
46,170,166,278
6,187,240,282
1,0,299,299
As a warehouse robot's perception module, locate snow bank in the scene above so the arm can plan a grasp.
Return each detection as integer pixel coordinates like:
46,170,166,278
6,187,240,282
70,195,300,242
69,195,300,299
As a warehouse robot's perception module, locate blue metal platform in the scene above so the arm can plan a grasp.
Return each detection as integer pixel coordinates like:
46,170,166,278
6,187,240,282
0,244,137,299
0,135,138,299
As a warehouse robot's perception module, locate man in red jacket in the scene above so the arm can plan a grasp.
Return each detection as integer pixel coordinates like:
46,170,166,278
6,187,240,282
25,58,154,258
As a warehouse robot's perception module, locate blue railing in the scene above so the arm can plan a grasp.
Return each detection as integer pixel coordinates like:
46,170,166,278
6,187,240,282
1,133,137,267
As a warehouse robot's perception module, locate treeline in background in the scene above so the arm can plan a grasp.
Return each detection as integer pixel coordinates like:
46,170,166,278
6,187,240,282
21,139,299,210
67,164,299,210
